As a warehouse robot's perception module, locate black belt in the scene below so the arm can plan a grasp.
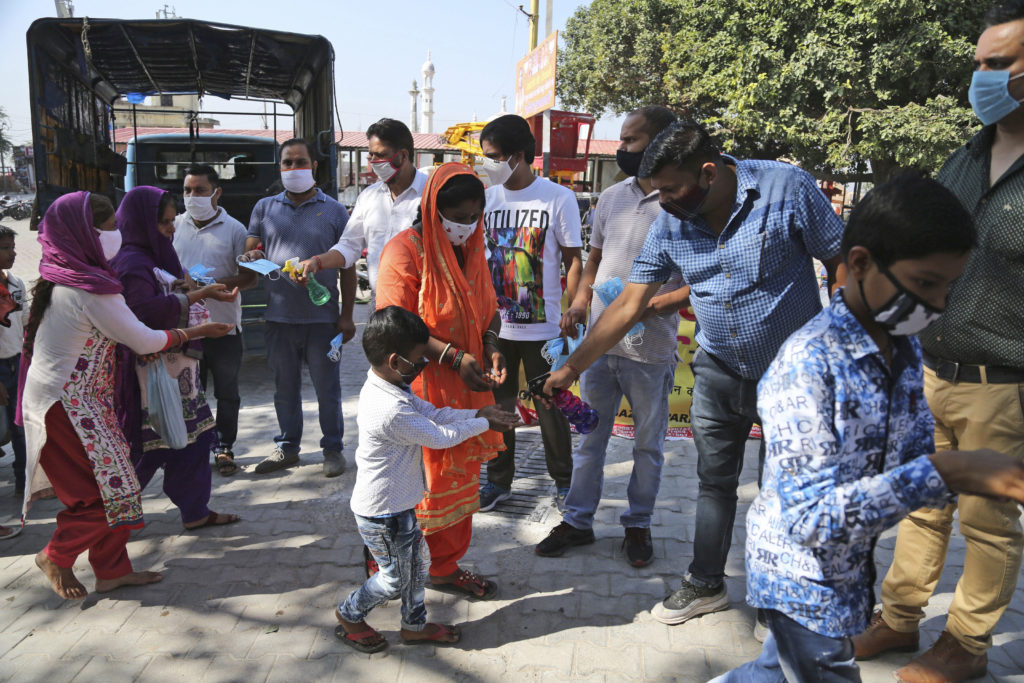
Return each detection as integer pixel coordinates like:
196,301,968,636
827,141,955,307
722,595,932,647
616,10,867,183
922,352,1024,384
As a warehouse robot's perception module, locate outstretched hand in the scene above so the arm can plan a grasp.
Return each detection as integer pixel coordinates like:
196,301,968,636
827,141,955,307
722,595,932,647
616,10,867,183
931,449,1024,503
476,405,523,432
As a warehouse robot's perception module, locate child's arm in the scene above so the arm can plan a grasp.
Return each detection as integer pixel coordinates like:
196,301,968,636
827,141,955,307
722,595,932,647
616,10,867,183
762,340,952,548
409,393,486,426
385,402,491,451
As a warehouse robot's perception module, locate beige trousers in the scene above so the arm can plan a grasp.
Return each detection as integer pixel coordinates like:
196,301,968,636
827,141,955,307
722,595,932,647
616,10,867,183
880,366,1024,655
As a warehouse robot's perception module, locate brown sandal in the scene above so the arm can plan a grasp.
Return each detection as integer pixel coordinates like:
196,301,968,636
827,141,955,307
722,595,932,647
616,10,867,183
429,568,497,600
214,452,238,477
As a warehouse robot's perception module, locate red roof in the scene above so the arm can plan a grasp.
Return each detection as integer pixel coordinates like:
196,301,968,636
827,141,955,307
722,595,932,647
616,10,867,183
111,126,619,156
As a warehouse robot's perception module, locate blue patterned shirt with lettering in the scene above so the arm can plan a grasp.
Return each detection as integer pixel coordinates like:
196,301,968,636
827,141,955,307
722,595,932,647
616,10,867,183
746,291,954,638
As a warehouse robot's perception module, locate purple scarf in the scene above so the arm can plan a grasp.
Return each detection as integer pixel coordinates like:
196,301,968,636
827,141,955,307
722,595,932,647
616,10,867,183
37,191,123,294
111,186,183,280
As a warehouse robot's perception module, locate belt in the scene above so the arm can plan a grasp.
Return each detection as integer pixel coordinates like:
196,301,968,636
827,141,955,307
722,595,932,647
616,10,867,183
922,352,1024,384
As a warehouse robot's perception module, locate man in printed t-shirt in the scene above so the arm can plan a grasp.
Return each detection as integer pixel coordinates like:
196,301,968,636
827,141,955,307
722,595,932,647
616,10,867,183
477,114,583,512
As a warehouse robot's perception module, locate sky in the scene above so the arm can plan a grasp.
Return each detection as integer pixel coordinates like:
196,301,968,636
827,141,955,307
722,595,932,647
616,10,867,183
0,0,626,148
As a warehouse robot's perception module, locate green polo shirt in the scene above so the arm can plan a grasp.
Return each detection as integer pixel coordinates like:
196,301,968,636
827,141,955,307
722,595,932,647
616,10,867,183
920,126,1024,370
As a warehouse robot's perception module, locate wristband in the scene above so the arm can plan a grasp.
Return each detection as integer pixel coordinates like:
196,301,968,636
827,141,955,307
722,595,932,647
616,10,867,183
313,255,323,271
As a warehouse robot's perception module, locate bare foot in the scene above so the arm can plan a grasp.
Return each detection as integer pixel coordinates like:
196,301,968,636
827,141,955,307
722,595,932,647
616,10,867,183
34,550,87,600
401,622,461,643
94,570,163,593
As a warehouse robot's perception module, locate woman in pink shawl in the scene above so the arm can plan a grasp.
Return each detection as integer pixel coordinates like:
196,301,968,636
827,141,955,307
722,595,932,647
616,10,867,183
19,191,232,600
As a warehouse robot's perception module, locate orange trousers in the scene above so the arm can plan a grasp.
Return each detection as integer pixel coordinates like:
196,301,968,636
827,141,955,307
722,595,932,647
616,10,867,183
424,516,472,577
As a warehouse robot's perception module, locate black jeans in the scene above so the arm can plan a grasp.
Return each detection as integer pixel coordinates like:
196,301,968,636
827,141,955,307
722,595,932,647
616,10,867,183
199,333,243,452
488,338,572,490
0,355,25,490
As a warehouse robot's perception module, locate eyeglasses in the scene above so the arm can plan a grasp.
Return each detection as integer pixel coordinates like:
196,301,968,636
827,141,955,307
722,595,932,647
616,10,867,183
397,354,430,372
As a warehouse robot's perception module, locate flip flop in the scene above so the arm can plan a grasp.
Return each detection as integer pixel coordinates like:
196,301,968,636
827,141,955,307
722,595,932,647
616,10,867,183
401,623,461,646
334,624,387,653
429,569,497,600
0,524,22,540
214,453,238,477
183,512,240,531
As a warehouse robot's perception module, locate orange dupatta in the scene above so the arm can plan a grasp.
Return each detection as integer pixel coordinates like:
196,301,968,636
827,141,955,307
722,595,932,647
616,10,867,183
380,163,504,480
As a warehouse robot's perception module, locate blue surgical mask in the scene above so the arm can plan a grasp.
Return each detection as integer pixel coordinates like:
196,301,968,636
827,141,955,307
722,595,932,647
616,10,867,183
969,69,1024,125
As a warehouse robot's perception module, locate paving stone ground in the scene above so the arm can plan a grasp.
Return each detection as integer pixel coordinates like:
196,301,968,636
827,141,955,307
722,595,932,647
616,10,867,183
0,217,1021,681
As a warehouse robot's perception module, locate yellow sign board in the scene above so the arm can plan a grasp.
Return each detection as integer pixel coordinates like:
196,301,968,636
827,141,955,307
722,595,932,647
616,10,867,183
515,31,558,119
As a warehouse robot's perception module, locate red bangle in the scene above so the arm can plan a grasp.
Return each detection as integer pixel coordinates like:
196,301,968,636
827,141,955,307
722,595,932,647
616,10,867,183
565,363,582,378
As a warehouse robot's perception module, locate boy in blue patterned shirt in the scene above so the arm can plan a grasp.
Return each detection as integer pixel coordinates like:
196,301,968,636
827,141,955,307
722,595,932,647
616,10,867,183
714,174,1024,682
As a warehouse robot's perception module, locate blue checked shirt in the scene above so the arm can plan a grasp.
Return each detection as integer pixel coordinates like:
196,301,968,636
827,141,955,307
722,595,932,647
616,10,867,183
746,292,954,638
629,156,844,379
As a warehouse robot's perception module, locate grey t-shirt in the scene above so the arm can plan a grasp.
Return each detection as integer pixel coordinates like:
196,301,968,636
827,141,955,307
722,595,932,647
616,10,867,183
247,189,349,324
589,177,683,365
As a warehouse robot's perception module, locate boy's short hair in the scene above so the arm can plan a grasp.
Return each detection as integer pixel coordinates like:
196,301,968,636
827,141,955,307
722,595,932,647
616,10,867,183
363,306,430,366
0,224,15,240
840,172,976,266
480,114,536,164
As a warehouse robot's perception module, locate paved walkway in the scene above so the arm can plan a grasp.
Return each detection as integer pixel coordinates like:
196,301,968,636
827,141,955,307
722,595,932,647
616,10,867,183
0,217,1021,681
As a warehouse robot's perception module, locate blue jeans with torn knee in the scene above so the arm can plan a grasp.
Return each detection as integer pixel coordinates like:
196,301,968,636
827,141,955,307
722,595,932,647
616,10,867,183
338,509,430,631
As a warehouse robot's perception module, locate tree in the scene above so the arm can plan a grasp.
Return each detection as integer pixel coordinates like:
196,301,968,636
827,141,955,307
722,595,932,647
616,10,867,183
557,0,985,181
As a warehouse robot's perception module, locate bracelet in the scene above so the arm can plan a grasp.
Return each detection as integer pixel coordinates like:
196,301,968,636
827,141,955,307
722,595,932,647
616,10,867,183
452,350,465,371
482,330,499,347
565,362,582,379
313,255,323,271
440,342,453,364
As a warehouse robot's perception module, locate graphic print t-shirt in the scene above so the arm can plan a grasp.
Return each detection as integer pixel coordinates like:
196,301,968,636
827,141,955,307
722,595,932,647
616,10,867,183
484,177,582,341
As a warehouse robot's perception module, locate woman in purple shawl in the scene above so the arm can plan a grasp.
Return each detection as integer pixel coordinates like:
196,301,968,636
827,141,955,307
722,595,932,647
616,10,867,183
20,191,233,600
112,186,240,530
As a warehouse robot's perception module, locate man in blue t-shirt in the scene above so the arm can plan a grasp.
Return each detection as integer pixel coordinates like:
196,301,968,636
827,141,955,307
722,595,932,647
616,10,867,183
243,138,355,478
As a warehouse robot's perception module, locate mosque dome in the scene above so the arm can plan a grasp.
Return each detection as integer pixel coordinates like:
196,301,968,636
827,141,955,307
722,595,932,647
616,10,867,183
421,50,435,77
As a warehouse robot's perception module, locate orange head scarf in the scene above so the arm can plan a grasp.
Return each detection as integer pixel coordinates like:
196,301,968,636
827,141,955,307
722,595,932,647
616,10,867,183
416,163,503,474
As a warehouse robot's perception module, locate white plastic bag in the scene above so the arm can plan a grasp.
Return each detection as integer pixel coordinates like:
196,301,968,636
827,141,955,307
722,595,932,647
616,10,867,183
146,360,188,449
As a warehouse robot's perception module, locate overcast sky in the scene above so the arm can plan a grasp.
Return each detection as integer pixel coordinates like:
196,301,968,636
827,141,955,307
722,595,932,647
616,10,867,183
0,0,627,147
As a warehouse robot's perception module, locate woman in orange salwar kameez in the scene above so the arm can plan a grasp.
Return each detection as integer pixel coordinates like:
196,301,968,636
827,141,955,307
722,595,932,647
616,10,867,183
376,163,506,599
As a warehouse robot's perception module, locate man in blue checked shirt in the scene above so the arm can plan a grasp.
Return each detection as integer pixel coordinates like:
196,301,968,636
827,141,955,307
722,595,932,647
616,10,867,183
545,121,844,628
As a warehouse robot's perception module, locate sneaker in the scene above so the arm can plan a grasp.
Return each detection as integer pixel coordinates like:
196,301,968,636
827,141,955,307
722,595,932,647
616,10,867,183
322,449,346,478
254,448,300,474
535,521,596,557
753,608,769,643
478,482,511,512
554,486,570,512
650,578,729,625
622,527,653,567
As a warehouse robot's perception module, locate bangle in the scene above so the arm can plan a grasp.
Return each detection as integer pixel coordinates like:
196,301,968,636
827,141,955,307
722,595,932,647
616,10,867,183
452,350,465,371
565,362,582,379
440,342,453,364
483,330,499,346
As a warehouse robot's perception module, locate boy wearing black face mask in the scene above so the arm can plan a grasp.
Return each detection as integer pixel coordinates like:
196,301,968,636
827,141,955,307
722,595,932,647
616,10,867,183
712,174,1024,682
336,306,519,653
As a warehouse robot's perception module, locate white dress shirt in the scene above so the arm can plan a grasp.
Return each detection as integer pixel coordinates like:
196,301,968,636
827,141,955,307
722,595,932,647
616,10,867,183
330,170,428,292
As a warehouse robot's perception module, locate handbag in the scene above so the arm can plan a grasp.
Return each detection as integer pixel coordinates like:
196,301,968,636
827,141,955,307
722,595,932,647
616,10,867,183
146,359,188,449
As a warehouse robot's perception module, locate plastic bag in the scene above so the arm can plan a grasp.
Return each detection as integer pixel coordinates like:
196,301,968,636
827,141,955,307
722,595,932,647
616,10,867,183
146,360,188,449
591,277,645,347
327,333,345,362
542,323,585,371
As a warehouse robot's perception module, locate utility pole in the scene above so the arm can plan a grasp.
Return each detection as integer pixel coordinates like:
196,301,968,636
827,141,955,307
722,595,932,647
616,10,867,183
54,0,74,18
156,4,177,19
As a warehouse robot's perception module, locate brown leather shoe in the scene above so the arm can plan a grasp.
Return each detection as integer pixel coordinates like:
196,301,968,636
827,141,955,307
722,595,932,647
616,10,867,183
895,631,987,683
852,610,919,660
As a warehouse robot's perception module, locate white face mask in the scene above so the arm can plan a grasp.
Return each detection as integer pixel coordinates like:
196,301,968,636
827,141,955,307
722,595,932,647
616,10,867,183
95,228,122,261
481,156,518,186
184,194,218,222
370,152,403,183
440,215,478,246
281,168,315,194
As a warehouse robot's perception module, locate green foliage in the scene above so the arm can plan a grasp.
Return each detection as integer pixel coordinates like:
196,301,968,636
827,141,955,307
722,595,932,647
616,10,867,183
557,0,985,180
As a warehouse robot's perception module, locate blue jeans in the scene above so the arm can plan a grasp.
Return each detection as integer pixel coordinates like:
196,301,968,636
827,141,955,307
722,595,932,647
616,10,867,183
688,347,765,588
199,333,242,452
264,322,343,454
711,610,860,682
563,354,676,529
0,355,26,491
338,510,430,631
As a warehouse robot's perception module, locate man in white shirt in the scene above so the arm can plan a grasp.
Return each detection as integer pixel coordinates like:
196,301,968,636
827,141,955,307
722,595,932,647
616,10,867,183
298,118,426,295
476,114,583,512
173,164,255,477
0,224,27,501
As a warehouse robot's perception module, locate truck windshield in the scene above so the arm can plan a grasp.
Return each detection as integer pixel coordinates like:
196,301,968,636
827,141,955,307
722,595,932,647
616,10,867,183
151,150,261,183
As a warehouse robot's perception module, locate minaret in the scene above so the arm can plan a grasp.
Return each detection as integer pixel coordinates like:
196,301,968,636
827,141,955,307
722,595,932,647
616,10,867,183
421,51,435,134
408,79,420,134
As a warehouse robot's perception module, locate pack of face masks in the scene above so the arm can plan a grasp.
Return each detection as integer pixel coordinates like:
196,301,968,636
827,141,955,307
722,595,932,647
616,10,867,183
591,277,645,347
327,333,345,362
188,264,216,286
542,323,586,371
236,257,283,278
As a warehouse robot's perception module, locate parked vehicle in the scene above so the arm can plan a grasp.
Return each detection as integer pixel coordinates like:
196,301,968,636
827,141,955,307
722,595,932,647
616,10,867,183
26,17,340,354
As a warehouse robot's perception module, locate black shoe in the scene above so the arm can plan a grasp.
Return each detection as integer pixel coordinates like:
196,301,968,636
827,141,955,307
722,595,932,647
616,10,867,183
535,521,595,557
623,527,653,567
254,448,299,474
